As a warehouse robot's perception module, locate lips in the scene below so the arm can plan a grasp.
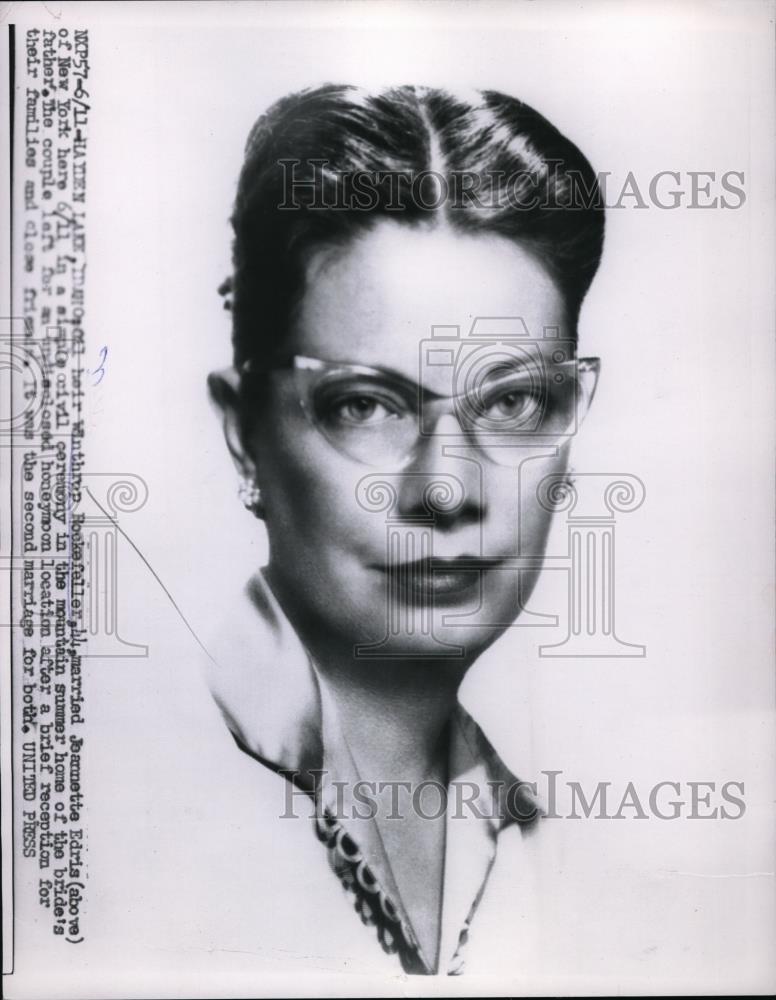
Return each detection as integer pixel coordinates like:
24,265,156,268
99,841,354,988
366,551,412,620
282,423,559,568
377,556,504,603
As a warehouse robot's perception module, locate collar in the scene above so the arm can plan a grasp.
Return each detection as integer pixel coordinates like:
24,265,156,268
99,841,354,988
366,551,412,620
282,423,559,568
205,568,532,974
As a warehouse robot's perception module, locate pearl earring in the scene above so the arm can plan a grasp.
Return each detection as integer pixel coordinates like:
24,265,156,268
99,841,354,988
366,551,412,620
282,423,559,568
238,475,264,518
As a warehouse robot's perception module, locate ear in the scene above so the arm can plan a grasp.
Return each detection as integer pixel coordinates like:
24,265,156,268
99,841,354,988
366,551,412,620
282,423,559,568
207,367,257,480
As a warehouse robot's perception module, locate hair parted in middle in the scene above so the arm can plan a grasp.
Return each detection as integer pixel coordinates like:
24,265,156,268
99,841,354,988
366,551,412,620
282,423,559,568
224,83,605,373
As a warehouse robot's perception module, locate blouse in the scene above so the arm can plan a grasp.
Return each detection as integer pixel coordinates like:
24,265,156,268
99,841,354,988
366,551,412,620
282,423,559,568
205,567,537,975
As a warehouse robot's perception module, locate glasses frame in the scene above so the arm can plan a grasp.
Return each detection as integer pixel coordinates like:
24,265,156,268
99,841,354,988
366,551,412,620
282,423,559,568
241,352,601,469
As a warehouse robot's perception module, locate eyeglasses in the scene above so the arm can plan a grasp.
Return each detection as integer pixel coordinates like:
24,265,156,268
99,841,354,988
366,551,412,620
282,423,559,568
241,352,600,470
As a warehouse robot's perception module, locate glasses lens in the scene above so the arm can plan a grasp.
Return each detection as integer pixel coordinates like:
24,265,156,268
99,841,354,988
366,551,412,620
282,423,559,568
304,368,418,468
460,363,547,432
460,360,595,464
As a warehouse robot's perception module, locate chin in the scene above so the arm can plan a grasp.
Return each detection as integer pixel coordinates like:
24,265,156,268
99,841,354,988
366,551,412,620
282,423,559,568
347,602,513,663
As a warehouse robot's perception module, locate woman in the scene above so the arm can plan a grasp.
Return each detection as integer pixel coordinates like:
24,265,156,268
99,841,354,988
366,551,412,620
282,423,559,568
207,83,603,975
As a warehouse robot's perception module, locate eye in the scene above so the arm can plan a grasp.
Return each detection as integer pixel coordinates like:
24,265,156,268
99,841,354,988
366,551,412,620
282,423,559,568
311,374,413,432
487,388,532,418
328,393,400,426
477,385,539,426
469,365,541,427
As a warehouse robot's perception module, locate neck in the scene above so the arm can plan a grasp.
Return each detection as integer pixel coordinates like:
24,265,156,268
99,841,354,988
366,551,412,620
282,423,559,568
316,654,467,782
263,566,474,781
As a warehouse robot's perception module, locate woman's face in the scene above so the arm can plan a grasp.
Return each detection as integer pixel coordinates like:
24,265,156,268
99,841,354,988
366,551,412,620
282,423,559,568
242,221,579,661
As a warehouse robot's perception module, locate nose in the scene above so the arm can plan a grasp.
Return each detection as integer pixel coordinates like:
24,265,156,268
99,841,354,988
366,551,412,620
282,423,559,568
396,413,484,529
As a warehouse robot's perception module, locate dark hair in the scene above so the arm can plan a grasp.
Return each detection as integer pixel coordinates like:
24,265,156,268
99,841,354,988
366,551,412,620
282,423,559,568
224,84,605,371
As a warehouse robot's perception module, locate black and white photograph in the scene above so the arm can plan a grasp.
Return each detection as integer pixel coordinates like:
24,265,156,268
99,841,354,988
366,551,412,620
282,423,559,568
1,1,775,996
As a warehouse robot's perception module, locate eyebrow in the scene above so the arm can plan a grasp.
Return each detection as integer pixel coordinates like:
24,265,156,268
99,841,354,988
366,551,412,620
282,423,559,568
244,354,561,386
